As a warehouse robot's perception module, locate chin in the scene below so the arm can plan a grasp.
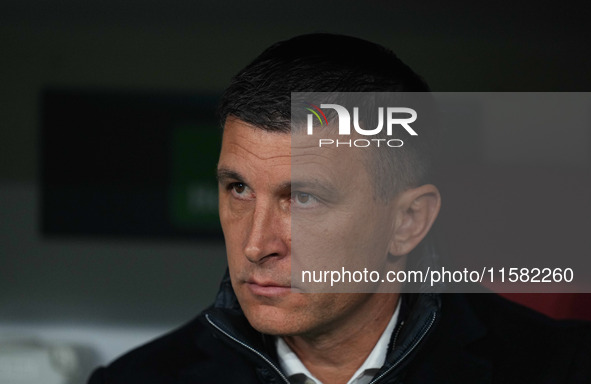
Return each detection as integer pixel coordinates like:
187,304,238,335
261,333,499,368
242,302,303,336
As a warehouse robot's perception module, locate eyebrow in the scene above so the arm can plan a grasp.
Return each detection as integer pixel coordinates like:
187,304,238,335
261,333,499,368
216,168,244,183
216,168,338,197
291,178,338,197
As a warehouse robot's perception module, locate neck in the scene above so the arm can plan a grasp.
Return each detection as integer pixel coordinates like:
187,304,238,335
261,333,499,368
282,293,399,384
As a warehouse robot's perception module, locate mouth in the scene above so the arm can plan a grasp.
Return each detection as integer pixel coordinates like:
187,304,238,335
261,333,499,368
246,279,292,297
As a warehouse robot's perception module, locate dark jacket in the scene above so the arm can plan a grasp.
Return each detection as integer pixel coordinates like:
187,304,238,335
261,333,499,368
88,273,591,383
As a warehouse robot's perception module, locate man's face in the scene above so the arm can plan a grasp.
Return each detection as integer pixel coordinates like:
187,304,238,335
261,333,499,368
217,118,400,337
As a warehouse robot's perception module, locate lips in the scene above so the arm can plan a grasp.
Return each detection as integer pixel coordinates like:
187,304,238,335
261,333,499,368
246,279,291,297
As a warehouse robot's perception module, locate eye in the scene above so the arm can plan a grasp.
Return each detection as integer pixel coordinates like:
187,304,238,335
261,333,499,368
232,183,246,194
228,182,253,200
295,192,310,204
291,191,319,208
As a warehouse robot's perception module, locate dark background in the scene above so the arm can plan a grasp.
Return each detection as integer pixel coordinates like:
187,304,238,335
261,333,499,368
1,0,590,375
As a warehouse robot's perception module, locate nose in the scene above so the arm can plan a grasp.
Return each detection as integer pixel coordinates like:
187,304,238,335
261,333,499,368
243,197,289,264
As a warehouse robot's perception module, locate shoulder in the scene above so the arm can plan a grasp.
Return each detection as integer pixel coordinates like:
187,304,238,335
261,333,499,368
87,314,209,384
420,293,591,383
456,293,591,351
87,309,272,384
88,311,258,384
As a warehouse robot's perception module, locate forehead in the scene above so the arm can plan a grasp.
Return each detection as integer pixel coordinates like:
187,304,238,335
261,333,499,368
220,118,369,165
219,118,374,196
218,118,291,169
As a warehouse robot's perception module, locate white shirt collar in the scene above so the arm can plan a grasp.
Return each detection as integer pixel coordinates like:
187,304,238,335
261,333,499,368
276,300,401,384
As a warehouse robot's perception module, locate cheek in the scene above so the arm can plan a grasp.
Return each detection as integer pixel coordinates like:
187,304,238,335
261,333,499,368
238,294,336,336
219,188,251,221
293,212,393,292
220,214,247,273
219,198,248,243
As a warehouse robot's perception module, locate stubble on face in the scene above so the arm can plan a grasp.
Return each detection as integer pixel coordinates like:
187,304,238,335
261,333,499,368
217,118,399,339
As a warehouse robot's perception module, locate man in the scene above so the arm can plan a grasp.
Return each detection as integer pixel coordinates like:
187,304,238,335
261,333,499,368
89,34,590,384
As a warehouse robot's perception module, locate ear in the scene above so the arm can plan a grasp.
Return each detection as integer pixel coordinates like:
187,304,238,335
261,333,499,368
389,184,441,257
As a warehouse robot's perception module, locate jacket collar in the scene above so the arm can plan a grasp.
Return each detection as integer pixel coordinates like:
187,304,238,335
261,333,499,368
204,269,491,383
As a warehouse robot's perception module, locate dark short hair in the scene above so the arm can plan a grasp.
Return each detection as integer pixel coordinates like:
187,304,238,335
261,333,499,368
218,33,437,196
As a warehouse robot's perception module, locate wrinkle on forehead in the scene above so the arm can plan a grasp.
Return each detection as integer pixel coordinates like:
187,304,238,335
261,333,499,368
291,142,363,166
221,120,292,164
224,141,292,162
